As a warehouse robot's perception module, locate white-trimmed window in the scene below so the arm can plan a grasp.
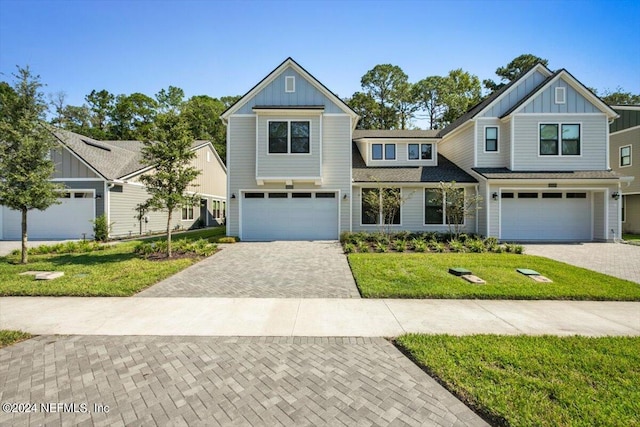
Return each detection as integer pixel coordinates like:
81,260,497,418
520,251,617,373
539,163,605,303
424,188,464,225
268,121,310,154
540,123,580,156
620,145,631,167
181,205,194,221
371,143,396,160
408,143,433,160
361,188,401,225
285,76,295,93
555,87,566,104
485,127,498,152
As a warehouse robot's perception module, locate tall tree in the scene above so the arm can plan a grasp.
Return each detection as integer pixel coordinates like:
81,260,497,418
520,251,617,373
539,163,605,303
360,64,409,129
0,67,63,263
395,81,418,129
137,111,200,257
440,69,482,126
181,95,227,161
597,87,640,105
413,76,446,129
85,89,115,138
111,93,158,139
155,85,185,113
483,54,549,94
346,92,381,130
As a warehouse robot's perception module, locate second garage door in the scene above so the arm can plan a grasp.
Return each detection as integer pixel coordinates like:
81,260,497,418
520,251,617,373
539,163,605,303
500,191,592,241
242,192,339,241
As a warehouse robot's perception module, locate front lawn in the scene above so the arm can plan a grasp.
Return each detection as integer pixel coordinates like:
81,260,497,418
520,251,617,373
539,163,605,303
623,233,640,241
0,227,224,296
349,253,640,300
396,334,640,427
0,330,32,348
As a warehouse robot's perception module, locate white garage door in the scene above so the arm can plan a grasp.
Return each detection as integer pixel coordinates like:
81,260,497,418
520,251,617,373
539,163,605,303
242,192,338,241
501,191,591,241
2,191,95,240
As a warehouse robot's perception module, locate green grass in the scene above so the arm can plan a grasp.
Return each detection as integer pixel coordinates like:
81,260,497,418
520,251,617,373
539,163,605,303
623,233,640,241
0,330,32,348
130,226,227,243
396,334,640,427
0,227,225,296
349,253,640,300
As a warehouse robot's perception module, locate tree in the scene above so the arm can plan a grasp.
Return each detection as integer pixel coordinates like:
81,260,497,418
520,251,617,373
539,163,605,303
413,76,446,129
137,111,200,257
85,89,115,138
395,81,418,129
181,95,227,160
429,181,483,238
597,87,640,105
155,86,185,113
439,69,481,126
346,91,381,130
0,66,63,263
111,93,158,139
483,54,549,94
360,64,410,129
361,184,413,238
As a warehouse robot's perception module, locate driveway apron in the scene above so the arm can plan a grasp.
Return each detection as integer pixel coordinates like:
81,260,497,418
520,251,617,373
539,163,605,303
136,241,360,298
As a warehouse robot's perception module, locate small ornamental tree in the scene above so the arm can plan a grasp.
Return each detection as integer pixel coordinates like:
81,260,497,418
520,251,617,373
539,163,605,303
362,183,413,238
430,181,483,238
0,66,63,264
137,111,200,257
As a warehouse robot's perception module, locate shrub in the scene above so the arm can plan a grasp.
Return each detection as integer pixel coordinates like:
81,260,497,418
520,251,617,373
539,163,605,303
357,241,370,253
466,238,486,253
513,244,524,254
17,240,108,255
483,237,499,251
91,215,112,242
369,233,389,244
428,240,444,253
339,231,353,244
393,231,412,241
343,243,356,254
448,239,466,253
413,239,427,253
134,238,217,258
504,243,524,254
394,239,408,252
217,237,237,243
375,242,388,253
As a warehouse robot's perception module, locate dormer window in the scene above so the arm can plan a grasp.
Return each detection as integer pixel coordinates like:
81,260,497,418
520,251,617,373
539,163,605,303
555,87,566,104
285,76,295,93
408,143,433,160
484,127,498,152
371,143,396,160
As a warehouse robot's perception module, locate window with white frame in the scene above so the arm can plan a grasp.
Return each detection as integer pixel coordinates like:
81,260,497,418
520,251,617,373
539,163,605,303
424,188,464,225
485,127,498,152
371,143,396,160
540,123,580,156
620,145,631,167
181,205,194,221
268,121,310,154
361,188,401,225
285,76,295,93
408,143,433,160
555,87,566,104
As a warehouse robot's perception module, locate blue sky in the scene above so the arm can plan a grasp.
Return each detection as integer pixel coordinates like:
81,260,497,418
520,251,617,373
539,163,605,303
1,0,639,118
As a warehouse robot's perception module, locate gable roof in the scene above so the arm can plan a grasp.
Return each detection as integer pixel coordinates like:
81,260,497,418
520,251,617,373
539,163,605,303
50,128,217,181
352,143,476,183
498,69,619,119
220,57,358,121
438,63,553,137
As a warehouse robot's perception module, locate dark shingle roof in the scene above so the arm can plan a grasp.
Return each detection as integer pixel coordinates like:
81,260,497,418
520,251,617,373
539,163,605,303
51,128,209,180
352,144,476,183
473,168,623,180
353,129,440,139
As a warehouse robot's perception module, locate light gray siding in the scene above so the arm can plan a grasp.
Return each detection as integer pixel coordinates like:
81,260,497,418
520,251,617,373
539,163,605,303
227,116,256,237
322,115,353,233
520,80,600,114
593,192,605,240
351,185,477,234
237,68,343,114
481,70,548,118
512,114,608,171
610,127,639,194
52,146,100,179
438,123,475,169
256,115,321,178
187,144,227,198
623,194,640,234
476,179,489,236
358,141,438,167
476,118,509,168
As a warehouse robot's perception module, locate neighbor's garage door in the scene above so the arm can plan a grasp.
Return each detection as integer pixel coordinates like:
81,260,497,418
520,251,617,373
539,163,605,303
2,191,95,240
242,192,338,241
501,191,591,241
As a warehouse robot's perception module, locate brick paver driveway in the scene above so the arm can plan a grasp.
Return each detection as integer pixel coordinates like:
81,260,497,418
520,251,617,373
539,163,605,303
524,242,640,283
136,241,360,298
0,336,487,426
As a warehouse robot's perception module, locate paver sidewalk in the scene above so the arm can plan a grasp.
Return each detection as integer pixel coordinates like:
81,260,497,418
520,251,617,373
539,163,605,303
2,297,638,337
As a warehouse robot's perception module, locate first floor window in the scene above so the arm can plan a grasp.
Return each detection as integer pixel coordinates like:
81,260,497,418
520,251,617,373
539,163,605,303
620,145,631,167
424,189,442,224
182,205,194,220
424,188,464,225
361,188,401,225
485,127,498,152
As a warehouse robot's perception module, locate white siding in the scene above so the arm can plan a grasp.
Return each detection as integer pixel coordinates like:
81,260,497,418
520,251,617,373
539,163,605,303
438,124,475,169
512,114,608,171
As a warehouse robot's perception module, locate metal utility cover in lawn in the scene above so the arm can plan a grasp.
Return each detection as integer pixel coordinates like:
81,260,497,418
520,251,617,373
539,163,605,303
449,267,472,276
461,274,486,284
517,268,541,276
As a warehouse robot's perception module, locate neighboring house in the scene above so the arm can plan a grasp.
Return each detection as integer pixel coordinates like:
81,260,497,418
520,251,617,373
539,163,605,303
222,58,627,242
609,105,640,234
0,129,227,240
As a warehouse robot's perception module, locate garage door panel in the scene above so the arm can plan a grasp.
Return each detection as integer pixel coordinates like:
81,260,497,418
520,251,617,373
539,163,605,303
3,197,94,240
242,193,338,241
501,193,591,241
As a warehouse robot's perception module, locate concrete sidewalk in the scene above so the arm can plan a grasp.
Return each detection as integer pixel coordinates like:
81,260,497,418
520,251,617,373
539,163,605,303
1,297,638,336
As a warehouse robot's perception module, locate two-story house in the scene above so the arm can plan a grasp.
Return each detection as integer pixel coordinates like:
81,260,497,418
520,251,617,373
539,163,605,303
609,105,640,234
222,58,624,242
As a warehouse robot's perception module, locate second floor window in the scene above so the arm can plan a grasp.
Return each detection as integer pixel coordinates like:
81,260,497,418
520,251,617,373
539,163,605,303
485,127,498,152
620,145,631,167
408,143,433,160
540,123,580,156
268,121,310,154
372,143,396,160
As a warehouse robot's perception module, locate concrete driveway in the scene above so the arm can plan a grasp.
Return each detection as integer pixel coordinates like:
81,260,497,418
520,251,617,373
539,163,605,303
136,241,360,298
0,240,76,256
524,242,640,283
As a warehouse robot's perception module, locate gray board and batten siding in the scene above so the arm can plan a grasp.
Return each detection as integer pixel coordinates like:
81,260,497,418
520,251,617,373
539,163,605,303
51,146,101,179
480,69,549,118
